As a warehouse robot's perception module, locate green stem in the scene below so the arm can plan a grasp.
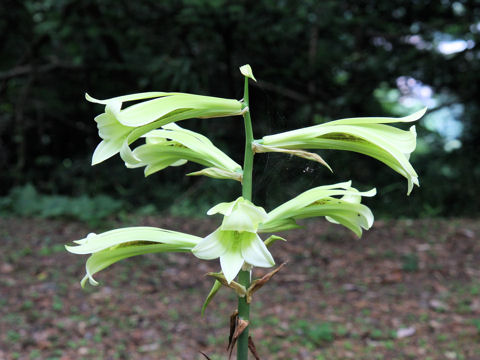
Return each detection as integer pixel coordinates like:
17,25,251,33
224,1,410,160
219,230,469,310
238,76,253,360
242,77,254,201
237,269,251,360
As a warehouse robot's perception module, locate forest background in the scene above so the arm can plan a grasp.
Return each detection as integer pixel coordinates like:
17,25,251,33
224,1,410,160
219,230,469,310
1,0,479,221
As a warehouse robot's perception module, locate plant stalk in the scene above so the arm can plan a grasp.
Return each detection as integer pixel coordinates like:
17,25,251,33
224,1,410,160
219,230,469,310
242,78,254,202
238,75,254,360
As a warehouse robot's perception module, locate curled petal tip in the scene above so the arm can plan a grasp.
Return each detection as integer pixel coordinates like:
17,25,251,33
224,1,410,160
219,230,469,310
80,274,99,288
85,93,103,104
418,107,428,117
91,155,102,166
406,177,420,196
364,188,377,197
402,107,427,122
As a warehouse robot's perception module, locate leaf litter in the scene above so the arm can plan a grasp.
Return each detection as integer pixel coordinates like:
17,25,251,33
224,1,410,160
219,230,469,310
0,216,479,359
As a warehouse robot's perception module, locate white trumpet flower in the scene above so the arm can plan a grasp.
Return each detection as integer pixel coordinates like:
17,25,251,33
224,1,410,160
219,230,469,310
86,92,244,165
192,197,275,284
258,108,427,194
121,122,243,181
259,181,376,237
65,227,201,287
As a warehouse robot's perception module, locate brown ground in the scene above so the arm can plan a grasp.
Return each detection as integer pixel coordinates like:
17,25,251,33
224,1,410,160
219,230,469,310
1,216,479,360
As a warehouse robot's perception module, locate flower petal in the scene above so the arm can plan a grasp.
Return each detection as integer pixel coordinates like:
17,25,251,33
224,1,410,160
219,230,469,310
91,139,124,165
86,92,170,105
207,198,240,216
263,181,369,221
216,198,268,232
326,107,427,126
259,182,376,237
192,228,229,260
87,92,243,165
220,246,245,284
114,94,243,127
221,206,259,232
239,64,257,82
121,124,242,178
260,109,426,194
241,233,275,268
81,243,189,287
66,227,200,255
187,167,242,182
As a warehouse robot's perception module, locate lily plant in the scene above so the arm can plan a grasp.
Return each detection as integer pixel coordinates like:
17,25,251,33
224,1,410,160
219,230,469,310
66,65,426,359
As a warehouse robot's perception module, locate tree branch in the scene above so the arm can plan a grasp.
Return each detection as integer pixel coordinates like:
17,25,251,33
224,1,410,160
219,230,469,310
253,79,309,102
0,61,80,81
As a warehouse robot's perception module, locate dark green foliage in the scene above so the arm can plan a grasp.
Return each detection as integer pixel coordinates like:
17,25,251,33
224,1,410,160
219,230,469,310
0,184,123,226
1,0,479,217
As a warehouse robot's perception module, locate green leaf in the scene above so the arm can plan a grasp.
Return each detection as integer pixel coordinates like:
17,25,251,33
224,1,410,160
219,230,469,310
201,280,223,316
264,235,287,247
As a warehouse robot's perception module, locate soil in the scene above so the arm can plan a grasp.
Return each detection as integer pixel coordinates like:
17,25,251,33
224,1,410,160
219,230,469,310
1,216,480,360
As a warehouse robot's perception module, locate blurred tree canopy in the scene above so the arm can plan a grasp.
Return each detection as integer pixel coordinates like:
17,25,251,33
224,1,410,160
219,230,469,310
1,0,479,218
